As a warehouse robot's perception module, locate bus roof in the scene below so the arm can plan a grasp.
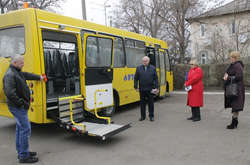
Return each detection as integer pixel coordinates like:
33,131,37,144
0,8,168,49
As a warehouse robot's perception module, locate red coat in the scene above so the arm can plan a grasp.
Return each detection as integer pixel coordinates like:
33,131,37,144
185,67,204,107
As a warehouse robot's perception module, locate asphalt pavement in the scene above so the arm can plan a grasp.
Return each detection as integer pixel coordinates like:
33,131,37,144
0,92,250,165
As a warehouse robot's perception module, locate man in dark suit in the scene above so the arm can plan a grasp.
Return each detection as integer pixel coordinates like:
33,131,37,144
134,56,159,122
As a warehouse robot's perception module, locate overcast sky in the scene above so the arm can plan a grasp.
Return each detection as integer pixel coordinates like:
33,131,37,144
60,0,117,25
59,0,233,26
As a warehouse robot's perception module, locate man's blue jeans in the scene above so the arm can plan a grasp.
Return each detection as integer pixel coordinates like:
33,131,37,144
8,106,31,159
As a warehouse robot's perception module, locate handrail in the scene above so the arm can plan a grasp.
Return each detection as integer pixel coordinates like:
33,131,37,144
69,98,86,132
59,96,86,133
94,89,111,124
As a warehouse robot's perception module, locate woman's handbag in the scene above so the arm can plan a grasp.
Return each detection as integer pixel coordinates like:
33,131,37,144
225,77,238,97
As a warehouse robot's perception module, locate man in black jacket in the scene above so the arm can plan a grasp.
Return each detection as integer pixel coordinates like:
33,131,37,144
134,56,159,122
3,55,43,164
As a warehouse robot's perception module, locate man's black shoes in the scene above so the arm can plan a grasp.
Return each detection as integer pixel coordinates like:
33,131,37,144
139,117,145,121
18,152,37,160
29,152,37,157
19,156,38,164
139,117,154,121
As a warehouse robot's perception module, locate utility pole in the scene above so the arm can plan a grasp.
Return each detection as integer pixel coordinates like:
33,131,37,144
81,0,87,20
104,0,111,26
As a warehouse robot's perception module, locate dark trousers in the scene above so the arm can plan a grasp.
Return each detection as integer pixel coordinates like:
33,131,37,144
191,107,200,119
139,91,154,118
8,106,31,159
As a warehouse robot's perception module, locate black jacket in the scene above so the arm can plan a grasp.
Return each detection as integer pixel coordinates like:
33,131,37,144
3,65,41,109
134,64,159,91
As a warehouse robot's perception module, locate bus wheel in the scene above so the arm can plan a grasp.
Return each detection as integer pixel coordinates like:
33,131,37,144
104,106,115,117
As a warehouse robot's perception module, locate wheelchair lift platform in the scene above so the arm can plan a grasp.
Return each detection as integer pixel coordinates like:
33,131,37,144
47,95,130,140
72,122,130,140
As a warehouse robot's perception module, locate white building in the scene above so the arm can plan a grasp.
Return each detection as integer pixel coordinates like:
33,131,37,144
187,0,250,64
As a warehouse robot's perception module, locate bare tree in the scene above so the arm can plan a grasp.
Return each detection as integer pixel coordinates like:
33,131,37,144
113,0,143,34
113,0,201,64
139,0,168,38
2,0,64,13
231,20,250,59
29,0,63,9
113,0,168,38
0,0,11,13
206,30,229,63
206,19,250,64
159,0,200,64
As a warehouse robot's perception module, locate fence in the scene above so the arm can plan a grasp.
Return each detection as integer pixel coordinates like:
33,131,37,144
172,63,250,90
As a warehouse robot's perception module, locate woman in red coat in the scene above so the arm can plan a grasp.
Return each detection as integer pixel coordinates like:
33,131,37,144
185,60,204,122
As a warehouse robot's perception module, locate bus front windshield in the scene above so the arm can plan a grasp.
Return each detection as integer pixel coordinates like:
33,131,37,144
0,26,25,58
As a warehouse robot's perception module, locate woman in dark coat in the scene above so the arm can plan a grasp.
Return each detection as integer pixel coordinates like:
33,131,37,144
185,59,204,122
224,51,245,129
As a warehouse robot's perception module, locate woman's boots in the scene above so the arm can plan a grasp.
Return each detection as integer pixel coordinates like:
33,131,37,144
227,117,238,129
192,109,201,122
187,108,201,122
187,109,194,120
192,107,201,122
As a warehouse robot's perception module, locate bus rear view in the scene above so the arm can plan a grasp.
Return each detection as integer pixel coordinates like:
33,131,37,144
0,9,130,140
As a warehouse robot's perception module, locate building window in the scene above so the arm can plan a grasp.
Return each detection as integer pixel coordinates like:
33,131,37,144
201,53,207,64
200,24,206,37
231,20,236,34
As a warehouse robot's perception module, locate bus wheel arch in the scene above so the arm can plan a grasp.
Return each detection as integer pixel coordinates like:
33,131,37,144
166,81,169,93
113,89,119,112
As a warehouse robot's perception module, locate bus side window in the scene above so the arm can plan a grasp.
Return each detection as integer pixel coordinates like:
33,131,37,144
86,37,98,66
44,50,49,75
114,37,125,67
155,49,159,68
125,39,145,68
86,36,112,67
42,31,79,98
52,49,65,79
146,48,157,67
165,50,170,71
68,52,75,75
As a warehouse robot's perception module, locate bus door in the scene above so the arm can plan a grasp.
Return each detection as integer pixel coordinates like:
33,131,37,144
158,49,167,96
42,30,81,121
146,47,161,94
146,47,157,66
165,49,173,92
82,33,114,111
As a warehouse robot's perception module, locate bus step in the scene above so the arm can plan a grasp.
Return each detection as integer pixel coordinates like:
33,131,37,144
72,122,131,140
47,106,58,111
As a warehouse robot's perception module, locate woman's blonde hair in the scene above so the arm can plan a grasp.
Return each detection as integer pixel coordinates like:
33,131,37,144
229,51,240,61
189,59,198,66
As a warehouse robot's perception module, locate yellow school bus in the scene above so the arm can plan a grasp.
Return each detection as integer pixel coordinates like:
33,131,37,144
0,8,172,139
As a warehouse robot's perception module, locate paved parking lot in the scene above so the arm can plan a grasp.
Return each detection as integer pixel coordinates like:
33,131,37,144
0,92,250,165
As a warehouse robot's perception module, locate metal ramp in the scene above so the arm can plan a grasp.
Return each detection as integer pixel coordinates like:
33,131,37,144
73,122,130,140
57,95,130,140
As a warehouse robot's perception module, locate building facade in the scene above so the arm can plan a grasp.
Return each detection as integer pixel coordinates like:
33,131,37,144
187,0,250,64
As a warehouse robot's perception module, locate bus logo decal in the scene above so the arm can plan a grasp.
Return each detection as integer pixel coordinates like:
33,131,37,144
124,74,134,81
